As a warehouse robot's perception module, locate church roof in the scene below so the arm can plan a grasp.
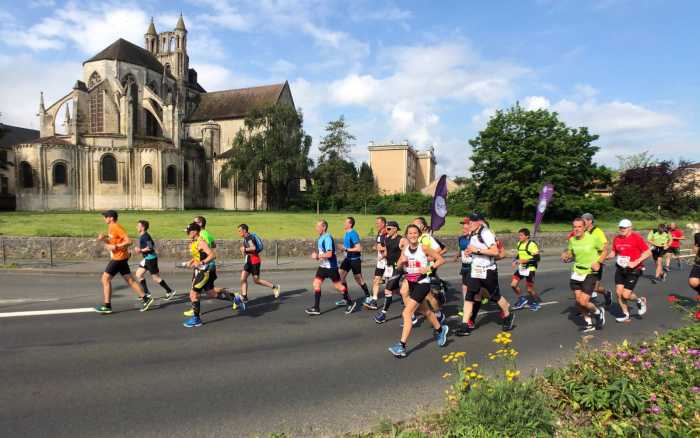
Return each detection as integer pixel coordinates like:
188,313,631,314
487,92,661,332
175,14,187,31
0,124,40,148
84,38,163,73
187,83,287,122
146,18,157,35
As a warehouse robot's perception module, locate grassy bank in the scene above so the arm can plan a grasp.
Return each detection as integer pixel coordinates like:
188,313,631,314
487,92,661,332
0,210,672,240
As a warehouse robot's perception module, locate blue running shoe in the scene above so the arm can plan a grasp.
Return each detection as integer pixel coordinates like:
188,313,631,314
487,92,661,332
233,294,246,312
529,301,541,312
388,341,407,358
335,299,348,306
374,310,387,324
435,325,449,347
512,296,528,310
183,316,203,328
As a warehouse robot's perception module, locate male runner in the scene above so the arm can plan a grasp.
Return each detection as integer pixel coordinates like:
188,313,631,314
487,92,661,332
307,219,356,315
373,221,407,323
453,217,481,335
183,222,215,327
581,213,613,307
95,210,154,314
666,222,685,270
688,230,700,294
648,224,671,283
338,217,371,305
134,220,176,300
413,217,447,325
238,223,280,300
366,216,388,310
608,219,650,322
510,228,541,311
562,217,607,333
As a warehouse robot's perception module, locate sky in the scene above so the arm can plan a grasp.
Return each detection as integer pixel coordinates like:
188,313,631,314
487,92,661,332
1,0,698,177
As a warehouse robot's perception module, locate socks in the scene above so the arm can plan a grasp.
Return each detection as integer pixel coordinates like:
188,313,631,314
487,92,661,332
471,301,482,323
314,289,321,309
140,279,149,295
361,283,370,297
192,300,201,317
383,295,393,312
158,280,172,293
400,341,407,348
342,292,352,304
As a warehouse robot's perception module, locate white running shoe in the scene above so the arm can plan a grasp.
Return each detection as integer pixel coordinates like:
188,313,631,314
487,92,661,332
637,297,647,316
616,314,631,323
273,284,281,299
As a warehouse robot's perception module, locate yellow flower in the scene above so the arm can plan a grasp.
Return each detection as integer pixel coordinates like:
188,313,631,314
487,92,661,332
477,374,484,380
469,372,477,378
471,363,479,368
488,354,496,360
464,367,472,372
455,351,466,358
442,372,452,379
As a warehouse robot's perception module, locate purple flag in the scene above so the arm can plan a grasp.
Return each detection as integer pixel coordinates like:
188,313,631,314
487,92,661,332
430,175,448,231
533,184,555,236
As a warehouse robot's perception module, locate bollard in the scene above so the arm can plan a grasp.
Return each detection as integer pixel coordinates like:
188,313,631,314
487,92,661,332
49,238,54,267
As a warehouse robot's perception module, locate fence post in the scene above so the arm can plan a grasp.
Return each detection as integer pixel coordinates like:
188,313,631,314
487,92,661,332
275,240,279,265
49,238,54,267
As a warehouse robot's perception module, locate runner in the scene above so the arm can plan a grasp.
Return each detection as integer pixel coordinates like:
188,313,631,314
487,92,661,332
338,217,371,305
647,223,671,283
366,216,388,310
689,230,700,294
581,213,613,307
666,222,685,271
373,221,407,323
183,222,215,327
238,224,281,300
413,217,447,325
455,212,515,336
453,217,481,335
133,220,176,300
561,217,607,333
95,210,154,314
388,224,449,357
306,219,356,315
510,228,542,311
608,219,650,322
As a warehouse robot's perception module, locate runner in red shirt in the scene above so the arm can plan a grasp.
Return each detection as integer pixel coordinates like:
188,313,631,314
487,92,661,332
666,222,685,271
608,219,651,322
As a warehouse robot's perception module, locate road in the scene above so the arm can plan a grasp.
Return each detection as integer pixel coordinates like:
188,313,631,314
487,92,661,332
0,259,693,437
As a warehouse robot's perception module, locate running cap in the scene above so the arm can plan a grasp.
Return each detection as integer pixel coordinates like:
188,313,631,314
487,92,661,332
186,222,201,233
581,213,594,221
386,220,400,229
101,210,118,219
618,219,632,228
468,212,485,222
459,217,471,224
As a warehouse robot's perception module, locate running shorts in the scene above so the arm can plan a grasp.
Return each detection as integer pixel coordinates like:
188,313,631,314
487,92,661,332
569,274,597,294
592,263,604,281
614,266,641,291
191,269,210,293
689,264,700,280
340,258,362,275
651,246,667,260
105,259,131,277
408,281,431,303
139,258,159,275
465,269,501,302
385,269,403,291
204,267,217,291
669,247,680,256
374,267,385,278
512,269,536,283
244,262,261,277
315,267,341,283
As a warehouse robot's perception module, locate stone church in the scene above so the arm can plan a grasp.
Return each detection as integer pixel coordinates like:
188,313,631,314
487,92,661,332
10,15,294,211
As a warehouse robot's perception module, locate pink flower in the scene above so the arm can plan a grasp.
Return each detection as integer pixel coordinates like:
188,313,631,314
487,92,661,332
667,295,679,303
649,405,661,414
670,345,680,356
643,361,653,369
649,394,657,402
639,347,649,355
691,387,700,394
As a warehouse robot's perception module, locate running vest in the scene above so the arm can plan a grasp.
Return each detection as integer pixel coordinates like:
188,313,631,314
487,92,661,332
404,244,430,284
385,234,402,267
376,230,387,268
516,240,539,270
190,239,208,266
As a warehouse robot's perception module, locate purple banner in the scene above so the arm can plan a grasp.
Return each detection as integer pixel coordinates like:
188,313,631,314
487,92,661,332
533,183,555,236
430,175,448,231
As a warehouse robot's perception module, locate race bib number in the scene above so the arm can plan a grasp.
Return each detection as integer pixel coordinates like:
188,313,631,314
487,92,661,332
518,265,530,277
376,258,387,269
617,256,630,268
471,265,487,279
383,265,394,279
139,259,146,268
319,259,330,268
571,271,587,282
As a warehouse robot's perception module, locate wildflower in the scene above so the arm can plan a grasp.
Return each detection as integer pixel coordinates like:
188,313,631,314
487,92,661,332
695,310,700,321
471,363,479,368
470,372,477,378
639,347,649,355
649,405,661,414
649,394,657,402
643,361,653,369
670,345,680,356
454,351,466,358
691,387,700,394
488,354,496,360
442,372,452,379
666,295,678,303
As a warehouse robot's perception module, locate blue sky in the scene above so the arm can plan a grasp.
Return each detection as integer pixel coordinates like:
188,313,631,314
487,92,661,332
1,0,698,176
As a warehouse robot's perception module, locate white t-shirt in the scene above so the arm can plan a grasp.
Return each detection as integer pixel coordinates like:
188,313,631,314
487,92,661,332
469,227,497,270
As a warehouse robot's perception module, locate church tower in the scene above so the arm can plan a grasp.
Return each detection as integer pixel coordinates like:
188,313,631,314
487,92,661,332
144,18,157,53
146,14,189,81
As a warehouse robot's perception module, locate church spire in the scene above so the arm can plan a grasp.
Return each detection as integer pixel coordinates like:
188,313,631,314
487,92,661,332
146,17,157,35
175,13,186,31
39,91,45,113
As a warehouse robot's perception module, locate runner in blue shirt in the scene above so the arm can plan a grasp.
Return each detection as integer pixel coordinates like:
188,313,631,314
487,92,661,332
134,220,176,300
339,216,371,306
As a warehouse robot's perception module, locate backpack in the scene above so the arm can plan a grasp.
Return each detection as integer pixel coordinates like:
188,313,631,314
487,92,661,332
475,226,506,261
250,233,264,253
519,240,541,264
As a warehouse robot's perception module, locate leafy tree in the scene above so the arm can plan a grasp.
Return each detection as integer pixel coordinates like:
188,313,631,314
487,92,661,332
469,103,605,219
318,116,355,161
453,176,471,186
616,151,657,171
312,157,358,211
223,104,312,209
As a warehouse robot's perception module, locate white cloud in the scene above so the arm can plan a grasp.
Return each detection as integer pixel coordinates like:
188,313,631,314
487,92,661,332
523,95,551,110
192,0,251,31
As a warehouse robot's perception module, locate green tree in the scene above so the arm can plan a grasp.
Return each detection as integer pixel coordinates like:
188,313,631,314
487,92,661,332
616,150,657,171
469,103,604,219
318,116,355,161
223,104,312,210
312,158,358,211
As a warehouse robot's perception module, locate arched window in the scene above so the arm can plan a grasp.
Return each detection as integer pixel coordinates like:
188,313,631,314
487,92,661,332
90,92,103,133
100,154,117,183
220,172,229,189
166,165,177,186
20,161,34,188
88,71,101,88
183,162,189,187
143,165,153,185
52,162,67,185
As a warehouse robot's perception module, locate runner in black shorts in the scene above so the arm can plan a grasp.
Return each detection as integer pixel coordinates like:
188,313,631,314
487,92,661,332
689,231,700,294
238,224,281,300
367,216,388,310
373,221,407,323
339,217,371,304
134,220,176,300
608,219,650,322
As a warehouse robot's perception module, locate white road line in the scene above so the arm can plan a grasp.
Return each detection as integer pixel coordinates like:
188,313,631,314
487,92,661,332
478,300,559,315
0,308,96,318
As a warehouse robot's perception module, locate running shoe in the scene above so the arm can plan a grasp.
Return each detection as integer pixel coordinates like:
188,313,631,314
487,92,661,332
616,314,631,323
140,295,155,312
481,296,489,305
604,289,613,307
164,290,177,300
389,342,407,358
512,296,528,310
594,307,606,330
335,299,348,306
233,294,246,312
454,322,472,337
183,316,203,328
363,298,378,310
305,307,321,316
529,301,541,312
637,297,647,316
183,308,194,317
661,272,668,283
436,310,446,325
272,285,281,299
502,312,515,331
435,325,449,347
95,305,113,314
374,310,387,324
345,301,357,314
591,291,598,299
663,266,670,273
581,324,596,333
467,320,475,329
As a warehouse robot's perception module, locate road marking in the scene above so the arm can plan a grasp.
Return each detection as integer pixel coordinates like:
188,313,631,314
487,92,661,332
478,300,559,315
0,308,96,318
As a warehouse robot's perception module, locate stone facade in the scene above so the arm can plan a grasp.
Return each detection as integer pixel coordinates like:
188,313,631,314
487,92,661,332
8,15,293,211
368,141,436,194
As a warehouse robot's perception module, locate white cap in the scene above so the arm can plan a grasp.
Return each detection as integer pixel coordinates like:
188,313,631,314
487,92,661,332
618,219,632,228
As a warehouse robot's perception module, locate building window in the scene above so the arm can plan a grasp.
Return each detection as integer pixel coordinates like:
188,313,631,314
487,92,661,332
143,165,153,185
52,162,67,185
166,165,177,186
88,71,101,88
0,176,8,195
20,161,34,188
220,172,229,189
90,92,104,133
100,154,117,183
184,162,189,187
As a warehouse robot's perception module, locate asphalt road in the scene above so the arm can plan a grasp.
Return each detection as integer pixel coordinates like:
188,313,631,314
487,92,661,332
0,259,694,437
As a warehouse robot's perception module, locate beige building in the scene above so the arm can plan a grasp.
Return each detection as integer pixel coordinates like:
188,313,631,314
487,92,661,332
368,141,436,194
7,15,294,211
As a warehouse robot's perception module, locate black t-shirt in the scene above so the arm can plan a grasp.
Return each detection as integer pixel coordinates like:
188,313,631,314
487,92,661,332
385,234,402,266
139,232,157,259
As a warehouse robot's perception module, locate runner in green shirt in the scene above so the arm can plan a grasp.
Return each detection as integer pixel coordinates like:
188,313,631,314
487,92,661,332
647,224,671,282
582,213,612,307
562,217,607,333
